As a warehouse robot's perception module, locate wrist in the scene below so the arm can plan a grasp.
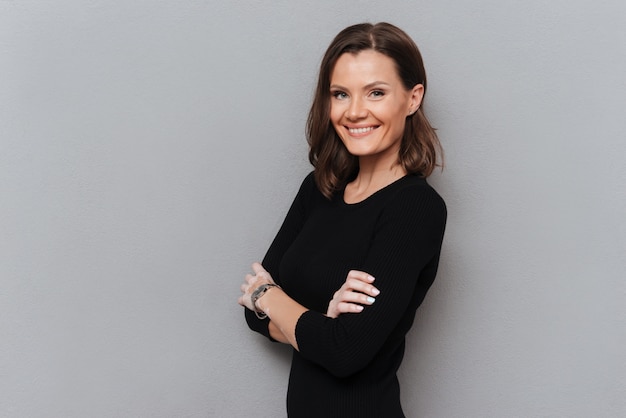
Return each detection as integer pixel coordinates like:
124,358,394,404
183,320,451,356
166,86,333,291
251,283,280,319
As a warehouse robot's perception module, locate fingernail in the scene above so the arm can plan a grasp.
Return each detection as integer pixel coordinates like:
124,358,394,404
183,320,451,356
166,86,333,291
367,275,376,282
366,297,376,304
356,305,364,311
372,288,380,296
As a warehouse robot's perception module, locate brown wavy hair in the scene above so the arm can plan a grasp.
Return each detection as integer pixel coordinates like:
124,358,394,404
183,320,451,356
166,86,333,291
306,22,443,199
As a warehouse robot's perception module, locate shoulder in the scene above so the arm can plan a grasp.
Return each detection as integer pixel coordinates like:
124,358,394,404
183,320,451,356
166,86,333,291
381,175,447,228
296,171,322,199
369,175,446,254
300,171,316,190
291,171,326,212
392,175,446,211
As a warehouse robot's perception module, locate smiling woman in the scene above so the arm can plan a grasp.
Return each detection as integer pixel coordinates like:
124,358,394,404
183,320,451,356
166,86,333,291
238,22,446,417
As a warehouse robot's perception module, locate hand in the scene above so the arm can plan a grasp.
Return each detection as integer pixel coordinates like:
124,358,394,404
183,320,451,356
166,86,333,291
326,270,380,318
238,262,276,311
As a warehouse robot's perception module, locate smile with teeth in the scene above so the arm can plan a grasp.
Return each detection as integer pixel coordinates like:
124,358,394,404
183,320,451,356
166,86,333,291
348,126,378,134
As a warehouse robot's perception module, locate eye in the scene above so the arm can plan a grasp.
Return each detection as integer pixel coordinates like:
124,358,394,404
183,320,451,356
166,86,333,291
331,90,349,100
370,90,385,98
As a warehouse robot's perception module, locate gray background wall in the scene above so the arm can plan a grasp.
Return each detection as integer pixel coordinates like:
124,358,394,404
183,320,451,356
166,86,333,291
1,1,625,417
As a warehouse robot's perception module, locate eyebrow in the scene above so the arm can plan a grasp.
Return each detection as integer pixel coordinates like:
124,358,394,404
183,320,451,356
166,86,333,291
330,81,392,90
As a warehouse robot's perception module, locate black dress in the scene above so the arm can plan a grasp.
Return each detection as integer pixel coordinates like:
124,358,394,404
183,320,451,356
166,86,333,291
245,172,446,417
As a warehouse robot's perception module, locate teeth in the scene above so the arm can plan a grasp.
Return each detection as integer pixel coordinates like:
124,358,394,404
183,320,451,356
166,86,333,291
349,127,375,134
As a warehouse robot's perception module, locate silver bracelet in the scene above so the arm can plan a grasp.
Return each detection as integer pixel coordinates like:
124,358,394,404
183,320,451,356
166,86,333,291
250,283,280,320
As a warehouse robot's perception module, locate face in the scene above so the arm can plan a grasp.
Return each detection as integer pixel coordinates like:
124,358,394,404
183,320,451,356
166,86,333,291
329,50,424,166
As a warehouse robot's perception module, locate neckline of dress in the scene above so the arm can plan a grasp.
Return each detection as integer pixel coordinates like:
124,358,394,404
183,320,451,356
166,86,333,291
340,174,411,206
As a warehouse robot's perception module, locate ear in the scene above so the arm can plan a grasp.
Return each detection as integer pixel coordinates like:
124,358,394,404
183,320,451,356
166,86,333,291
408,84,425,115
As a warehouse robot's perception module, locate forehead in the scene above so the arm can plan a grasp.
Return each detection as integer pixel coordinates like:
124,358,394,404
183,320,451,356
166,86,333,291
331,50,400,84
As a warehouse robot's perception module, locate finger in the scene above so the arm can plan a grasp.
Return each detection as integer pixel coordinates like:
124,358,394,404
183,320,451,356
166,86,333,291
327,300,364,318
345,277,380,297
244,273,256,285
347,270,376,283
251,262,266,275
337,302,365,313
336,289,376,305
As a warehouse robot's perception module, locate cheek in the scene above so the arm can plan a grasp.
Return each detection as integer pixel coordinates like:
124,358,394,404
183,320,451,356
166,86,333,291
390,105,409,127
329,104,342,125
384,112,408,139
393,119,407,136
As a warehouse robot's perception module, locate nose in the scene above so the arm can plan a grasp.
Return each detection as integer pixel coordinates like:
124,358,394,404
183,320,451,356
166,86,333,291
346,97,367,120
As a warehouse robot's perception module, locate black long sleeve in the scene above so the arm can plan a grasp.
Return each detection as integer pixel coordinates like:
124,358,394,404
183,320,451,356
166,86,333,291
244,173,446,417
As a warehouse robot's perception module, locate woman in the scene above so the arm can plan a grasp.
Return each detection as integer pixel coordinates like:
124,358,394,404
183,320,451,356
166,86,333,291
238,22,446,417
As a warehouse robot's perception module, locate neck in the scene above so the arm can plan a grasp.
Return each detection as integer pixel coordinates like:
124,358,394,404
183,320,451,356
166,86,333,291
357,144,405,179
348,156,407,200
355,161,405,183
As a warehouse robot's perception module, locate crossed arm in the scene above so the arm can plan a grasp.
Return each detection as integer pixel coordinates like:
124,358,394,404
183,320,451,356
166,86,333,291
238,262,379,349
